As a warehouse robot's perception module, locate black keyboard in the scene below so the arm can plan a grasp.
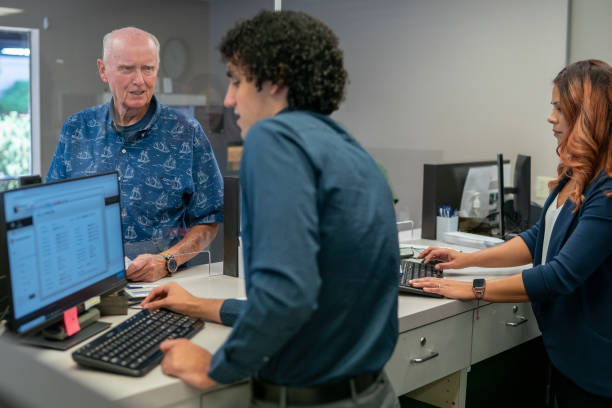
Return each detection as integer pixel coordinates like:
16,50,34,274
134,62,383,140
399,259,444,298
72,308,204,376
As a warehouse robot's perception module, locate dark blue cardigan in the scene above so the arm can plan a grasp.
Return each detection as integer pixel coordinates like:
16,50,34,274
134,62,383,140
520,170,612,397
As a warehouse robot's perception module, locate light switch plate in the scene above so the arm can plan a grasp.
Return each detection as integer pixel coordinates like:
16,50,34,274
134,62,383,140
536,176,555,199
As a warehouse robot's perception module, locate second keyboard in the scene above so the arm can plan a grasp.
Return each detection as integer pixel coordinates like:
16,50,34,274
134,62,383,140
399,259,444,298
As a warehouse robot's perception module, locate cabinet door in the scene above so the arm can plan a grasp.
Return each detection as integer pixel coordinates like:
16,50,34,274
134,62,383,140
471,302,540,364
385,311,472,395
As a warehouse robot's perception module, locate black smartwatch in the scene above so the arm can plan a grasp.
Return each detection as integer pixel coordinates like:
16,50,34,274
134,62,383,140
473,278,486,319
160,252,178,276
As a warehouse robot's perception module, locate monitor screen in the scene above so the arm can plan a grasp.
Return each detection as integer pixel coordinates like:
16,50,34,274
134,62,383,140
0,172,126,335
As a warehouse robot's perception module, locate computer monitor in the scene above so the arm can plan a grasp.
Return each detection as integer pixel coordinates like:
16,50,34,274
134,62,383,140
0,172,126,335
497,154,532,237
422,159,509,239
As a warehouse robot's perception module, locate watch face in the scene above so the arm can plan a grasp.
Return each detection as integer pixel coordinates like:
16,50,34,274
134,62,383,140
168,258,178,273
473,278,485,288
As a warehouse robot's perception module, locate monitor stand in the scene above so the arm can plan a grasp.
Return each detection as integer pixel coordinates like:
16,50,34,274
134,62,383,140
17,308,111,351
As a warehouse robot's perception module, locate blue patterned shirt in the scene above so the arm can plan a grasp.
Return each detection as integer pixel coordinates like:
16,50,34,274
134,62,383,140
46,96,223,258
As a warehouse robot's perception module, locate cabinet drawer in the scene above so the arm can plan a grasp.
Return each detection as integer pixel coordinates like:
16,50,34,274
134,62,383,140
471,302,540,364
385,311,472,395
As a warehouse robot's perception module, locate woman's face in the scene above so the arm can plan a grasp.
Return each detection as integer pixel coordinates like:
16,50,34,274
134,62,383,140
547,85,569,145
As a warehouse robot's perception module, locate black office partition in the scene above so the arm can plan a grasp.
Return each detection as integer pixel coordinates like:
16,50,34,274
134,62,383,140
223,176,240,277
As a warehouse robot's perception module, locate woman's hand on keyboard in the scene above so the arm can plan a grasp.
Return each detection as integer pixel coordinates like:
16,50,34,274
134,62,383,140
160,338,217,389
418,247,472,270
408,277,474,300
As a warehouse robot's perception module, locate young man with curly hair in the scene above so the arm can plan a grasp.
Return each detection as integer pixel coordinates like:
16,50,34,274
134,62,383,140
142,11,400,407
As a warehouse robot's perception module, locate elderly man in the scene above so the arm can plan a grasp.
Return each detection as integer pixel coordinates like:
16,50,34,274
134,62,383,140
46,27,223,282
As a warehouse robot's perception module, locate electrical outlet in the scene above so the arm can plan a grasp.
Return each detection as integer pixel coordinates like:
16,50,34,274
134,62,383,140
536,176,555,199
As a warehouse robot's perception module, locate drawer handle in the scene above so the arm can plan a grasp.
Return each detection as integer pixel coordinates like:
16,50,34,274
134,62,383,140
410,351,439,363
505,315,528,327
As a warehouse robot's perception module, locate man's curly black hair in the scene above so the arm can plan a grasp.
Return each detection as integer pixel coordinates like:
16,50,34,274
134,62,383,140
219,10,348,115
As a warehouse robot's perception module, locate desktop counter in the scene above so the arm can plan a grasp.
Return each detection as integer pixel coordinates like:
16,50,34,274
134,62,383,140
14,236,540,408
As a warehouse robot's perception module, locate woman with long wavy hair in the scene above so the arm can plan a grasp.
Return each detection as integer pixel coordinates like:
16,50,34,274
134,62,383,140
411,60,612,407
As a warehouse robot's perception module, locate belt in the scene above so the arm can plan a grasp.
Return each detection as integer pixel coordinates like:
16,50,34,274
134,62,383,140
251,372,381,405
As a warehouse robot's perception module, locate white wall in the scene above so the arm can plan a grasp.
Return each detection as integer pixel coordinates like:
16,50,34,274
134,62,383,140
284,0,568,225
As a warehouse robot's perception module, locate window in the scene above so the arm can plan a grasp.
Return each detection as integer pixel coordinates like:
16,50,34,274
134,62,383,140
0,26,40,190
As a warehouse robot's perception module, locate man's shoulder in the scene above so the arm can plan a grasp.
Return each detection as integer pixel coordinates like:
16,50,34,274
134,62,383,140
64,103,109,126
157,104,201,130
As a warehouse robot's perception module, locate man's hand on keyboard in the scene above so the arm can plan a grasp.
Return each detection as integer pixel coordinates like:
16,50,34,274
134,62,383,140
418,246,471,270
141,282,224,323
141,282,200,316
160,338,217,389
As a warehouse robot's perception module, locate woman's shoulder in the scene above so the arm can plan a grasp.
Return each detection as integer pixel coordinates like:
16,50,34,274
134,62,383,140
587,170,612,194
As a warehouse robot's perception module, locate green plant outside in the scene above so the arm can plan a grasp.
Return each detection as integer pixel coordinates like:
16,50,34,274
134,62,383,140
0,112,30,176
0,80,29,114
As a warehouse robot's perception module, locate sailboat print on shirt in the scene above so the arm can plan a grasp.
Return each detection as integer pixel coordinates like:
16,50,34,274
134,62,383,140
101,146,113,158
123,165,135,179
138,150,150,164
152,228,163,241
72,128,83,141
163,157,176,172
137,215,153,227
85,162,97,175
160,213,170,224
155,193,168,210
170,124,184,135
153,142,170,153
145,176,162,189
195,192,207,208
76,151,91,160
179,142,191,154
197,170,209,185
170,177,182,190
130,187,142,200
125,225,137,240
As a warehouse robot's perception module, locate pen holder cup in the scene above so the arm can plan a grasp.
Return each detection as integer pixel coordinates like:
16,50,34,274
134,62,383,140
436,216,459,241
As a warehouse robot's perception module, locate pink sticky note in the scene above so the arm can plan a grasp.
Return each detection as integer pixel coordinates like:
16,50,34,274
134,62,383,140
63,306,81,337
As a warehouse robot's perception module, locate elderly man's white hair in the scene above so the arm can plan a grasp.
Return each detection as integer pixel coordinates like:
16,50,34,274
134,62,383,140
102,27,160,62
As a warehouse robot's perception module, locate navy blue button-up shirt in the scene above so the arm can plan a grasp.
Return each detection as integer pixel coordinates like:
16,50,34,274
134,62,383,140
46,96,223,258
208,110,399,386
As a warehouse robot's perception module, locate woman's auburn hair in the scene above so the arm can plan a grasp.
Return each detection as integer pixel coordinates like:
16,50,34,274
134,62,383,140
550,59,612,211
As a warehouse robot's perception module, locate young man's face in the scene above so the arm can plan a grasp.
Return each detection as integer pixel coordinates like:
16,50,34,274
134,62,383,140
223,62,282,138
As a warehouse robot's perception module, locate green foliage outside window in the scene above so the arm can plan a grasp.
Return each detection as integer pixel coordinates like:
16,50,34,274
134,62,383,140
0,112,30,176
0,80,29,114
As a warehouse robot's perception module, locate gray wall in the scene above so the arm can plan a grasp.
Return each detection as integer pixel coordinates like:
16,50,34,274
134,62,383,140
568,0,612,64
284,0,568,225
4,0,611,230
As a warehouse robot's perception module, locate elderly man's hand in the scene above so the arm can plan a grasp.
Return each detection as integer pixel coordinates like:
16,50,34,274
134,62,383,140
126,254,168,282
160,339,217,389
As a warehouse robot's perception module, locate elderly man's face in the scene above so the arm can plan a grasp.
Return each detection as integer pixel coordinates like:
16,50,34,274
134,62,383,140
98,32,158,120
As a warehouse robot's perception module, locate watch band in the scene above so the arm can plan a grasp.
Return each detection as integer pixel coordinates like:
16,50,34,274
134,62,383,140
473,279,486,320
